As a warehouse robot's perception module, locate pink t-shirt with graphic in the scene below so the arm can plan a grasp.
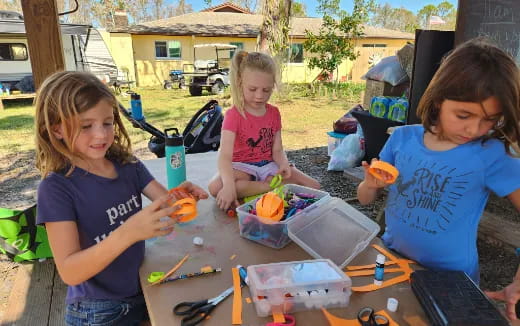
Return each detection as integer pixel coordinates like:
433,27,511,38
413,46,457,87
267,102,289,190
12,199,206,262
222,104,282,163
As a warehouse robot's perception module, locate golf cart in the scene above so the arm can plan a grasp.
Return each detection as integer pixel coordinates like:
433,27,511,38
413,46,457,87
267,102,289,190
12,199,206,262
183,43,236,96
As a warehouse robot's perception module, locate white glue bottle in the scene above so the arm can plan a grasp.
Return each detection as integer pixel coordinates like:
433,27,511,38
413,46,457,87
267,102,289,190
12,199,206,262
374,254,385,286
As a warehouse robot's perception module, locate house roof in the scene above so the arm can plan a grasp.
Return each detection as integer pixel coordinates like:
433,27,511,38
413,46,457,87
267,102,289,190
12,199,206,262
201,2,252,14
110,12,414,40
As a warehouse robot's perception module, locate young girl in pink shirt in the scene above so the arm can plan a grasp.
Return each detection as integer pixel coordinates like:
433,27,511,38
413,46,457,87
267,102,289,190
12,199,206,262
208,51,320,210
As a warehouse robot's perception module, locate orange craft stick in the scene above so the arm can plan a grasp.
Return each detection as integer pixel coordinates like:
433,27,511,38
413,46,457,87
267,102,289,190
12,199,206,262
272,312,286,323
231,267,242,325
347,244,415,292
345,259,415,271
150,254,189,286
368,161,399,184
346,267,404,277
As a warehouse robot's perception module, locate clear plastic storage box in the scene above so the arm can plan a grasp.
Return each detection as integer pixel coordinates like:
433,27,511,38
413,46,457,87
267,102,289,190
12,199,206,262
236,184,330,249
287,197,380,268
247,259,352,317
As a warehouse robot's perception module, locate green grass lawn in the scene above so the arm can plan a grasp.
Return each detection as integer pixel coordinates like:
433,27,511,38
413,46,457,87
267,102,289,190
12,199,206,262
0,84,363,158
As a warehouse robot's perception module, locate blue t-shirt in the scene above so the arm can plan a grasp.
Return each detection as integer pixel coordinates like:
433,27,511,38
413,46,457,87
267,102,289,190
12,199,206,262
379,125,520,283
37,159,154,304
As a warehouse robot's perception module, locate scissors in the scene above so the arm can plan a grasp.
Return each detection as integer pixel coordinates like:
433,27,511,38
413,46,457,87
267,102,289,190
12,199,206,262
357,307,389,326
173,266,248,326
173,285,234,326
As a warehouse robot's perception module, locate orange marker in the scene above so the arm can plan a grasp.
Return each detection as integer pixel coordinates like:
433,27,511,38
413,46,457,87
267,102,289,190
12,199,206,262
369,161,399,184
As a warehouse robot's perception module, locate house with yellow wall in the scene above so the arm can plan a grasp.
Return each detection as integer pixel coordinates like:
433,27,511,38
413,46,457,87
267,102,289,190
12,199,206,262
104,2,413,87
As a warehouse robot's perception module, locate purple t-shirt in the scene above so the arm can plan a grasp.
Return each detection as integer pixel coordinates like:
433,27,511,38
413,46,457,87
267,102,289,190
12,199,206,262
36,159,154,304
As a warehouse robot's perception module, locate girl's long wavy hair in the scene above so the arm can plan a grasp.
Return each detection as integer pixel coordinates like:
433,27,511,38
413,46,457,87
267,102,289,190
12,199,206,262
417,37,520,155
229,51,279,117
35,71,133,178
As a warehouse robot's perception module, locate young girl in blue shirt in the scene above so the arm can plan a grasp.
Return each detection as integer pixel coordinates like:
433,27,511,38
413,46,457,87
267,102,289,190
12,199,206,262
357,38,520,320
34,71,208,325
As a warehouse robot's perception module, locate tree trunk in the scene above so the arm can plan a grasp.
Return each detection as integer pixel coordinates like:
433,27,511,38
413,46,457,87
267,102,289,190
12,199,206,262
256,0,292,58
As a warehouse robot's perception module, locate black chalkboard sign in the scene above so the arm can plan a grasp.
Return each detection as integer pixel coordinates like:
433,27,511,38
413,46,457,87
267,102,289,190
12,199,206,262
455,0,520,65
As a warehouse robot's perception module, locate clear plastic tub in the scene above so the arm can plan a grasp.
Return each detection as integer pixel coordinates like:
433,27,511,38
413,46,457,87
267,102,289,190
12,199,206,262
247,259,352,317
287,197,380,268
236,184,330,249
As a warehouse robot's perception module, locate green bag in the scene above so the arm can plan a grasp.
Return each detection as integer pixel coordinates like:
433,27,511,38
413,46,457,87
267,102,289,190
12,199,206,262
0,205,53,262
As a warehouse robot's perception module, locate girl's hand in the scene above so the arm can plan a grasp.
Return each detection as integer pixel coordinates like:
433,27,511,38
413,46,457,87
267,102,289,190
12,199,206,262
177,181,209,200
216,185,239,210
485,279,520,321
361,159,393,189
121,195,178,243
277,163,292,179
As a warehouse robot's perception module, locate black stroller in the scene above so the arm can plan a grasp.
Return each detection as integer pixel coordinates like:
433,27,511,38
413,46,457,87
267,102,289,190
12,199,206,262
119,100,223,158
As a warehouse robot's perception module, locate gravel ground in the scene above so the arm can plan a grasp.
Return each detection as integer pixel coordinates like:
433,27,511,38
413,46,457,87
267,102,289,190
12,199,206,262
0,146,518,320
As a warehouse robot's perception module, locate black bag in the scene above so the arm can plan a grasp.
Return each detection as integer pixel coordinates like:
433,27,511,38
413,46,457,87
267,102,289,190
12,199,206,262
121,100,223,158
410,270,509,326
182,99,223,154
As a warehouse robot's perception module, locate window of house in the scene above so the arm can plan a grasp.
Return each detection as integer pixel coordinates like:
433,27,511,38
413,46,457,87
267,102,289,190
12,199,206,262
289,43,303,63
0,43,28,61
362,44,387,48
229,42,244,57
155,40,181,59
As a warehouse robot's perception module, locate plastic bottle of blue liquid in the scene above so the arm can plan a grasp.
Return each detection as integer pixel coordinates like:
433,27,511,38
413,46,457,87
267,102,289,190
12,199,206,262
374,254,385,286
165,128,186,189
130,93,144,120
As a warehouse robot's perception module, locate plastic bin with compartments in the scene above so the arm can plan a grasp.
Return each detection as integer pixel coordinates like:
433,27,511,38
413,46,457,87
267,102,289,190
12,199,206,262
247,259,352,317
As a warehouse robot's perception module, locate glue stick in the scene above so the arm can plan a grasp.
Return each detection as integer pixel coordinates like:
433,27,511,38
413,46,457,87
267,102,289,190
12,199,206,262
374,254,385,286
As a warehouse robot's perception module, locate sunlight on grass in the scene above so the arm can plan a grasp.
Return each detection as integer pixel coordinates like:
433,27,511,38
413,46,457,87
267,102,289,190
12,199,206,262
0,84,362,157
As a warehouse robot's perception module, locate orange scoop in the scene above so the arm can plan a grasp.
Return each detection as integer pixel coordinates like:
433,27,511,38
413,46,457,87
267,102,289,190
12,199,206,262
369,161,399,184
256,192,284,222
168,187,197,223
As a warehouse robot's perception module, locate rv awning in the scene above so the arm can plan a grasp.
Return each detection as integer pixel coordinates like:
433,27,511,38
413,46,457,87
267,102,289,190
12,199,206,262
0,20,91,35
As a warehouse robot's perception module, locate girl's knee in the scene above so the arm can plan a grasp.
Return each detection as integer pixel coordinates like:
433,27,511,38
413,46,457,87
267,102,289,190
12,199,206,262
208,180,221,197
306,178,321,190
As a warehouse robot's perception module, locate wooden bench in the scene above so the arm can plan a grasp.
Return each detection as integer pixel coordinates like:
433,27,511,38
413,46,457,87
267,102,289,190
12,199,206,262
1,259,66,325
344,166,520,249
0,94,36,110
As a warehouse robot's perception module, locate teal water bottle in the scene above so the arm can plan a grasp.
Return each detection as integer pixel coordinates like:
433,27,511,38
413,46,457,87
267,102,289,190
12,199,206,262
165,128,186,189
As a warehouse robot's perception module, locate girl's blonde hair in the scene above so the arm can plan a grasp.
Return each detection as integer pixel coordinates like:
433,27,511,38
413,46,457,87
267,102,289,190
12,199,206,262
229,51,279,115
35,71,133,178
417,38,520,155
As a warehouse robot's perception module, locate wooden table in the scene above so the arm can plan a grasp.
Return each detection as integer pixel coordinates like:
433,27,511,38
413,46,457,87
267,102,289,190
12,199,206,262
141,152,429,326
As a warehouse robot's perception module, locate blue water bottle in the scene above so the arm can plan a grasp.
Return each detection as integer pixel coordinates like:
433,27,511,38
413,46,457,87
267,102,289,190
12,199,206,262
165,128,186,189
130,93,144,120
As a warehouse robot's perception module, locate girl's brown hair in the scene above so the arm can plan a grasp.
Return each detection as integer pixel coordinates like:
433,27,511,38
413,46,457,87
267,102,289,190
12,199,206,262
35,71,133,178
417,37,520,154
229,51,279,116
